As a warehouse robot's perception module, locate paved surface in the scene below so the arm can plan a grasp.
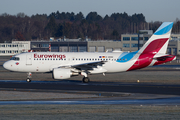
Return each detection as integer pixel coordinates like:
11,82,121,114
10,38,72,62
1,80,180,95
1,57,180,119
1,105,180,120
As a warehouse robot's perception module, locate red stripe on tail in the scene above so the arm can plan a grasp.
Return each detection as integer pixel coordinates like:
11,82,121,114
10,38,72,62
127,38,169,71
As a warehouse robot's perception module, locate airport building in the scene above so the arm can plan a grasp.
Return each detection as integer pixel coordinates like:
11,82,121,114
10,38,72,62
31,40,87,52
30,40,122,52
1,33,180,56
0,41,30,56
168,34,180,55
121,30,153,51
121,32,180,55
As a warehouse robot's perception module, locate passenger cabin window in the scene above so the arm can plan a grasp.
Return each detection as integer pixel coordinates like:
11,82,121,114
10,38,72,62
10,57,20,61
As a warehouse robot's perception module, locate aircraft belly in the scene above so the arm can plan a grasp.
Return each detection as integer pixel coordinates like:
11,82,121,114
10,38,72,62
104,61,135,73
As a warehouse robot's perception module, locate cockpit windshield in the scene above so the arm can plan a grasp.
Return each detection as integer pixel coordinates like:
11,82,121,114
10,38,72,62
10,57,20,61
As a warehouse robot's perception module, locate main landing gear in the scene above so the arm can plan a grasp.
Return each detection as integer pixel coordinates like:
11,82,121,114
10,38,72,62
26,72,32,82
82,77,90,83
81,72,90,83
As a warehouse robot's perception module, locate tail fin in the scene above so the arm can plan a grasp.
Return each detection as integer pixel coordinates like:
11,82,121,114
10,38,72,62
139,22,173,54
127,22,175,71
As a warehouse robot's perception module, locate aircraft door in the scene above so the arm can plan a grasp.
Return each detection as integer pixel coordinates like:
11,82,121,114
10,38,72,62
26,54,32,65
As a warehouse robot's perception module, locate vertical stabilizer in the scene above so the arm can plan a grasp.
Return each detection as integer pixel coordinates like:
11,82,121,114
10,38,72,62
127,22,175,71
139,22,173,54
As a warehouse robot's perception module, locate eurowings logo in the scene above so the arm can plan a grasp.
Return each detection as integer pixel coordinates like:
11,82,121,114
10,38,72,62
15,62,19,65
34,53,66,59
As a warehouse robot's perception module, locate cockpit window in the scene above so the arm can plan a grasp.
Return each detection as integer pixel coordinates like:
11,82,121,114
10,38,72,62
10,57,20,61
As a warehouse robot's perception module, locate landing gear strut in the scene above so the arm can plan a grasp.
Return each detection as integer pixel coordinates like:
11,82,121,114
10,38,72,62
26,72,32,82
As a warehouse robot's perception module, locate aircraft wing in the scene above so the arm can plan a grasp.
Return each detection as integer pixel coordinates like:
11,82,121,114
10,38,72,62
51,61,107,70
71,61,106,69
58,61,106,70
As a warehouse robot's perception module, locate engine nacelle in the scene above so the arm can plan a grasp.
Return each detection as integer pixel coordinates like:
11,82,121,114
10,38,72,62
53,68,72,79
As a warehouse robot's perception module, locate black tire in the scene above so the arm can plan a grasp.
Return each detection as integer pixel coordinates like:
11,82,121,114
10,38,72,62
82,77,90,83
26,78,31,82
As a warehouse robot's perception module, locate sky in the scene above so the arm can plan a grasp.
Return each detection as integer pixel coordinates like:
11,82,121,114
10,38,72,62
0,0,180,22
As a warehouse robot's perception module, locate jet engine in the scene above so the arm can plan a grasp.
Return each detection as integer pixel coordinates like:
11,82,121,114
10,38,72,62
52,68,79,79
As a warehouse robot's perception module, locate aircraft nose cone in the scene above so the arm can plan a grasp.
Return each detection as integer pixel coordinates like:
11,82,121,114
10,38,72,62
3,62,7,69
3,62,10,70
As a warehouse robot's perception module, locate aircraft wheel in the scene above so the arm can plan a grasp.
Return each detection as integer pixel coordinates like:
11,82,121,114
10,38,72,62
26,78,31,82
82,77,90,83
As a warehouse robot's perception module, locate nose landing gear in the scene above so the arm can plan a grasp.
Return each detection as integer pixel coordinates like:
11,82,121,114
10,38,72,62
26,72,32,82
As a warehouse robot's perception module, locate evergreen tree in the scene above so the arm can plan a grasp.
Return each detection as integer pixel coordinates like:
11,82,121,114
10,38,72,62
45,16,57,36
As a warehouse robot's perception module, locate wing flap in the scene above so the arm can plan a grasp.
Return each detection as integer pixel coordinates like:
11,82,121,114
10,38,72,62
57,61,107,70
71,61,106,69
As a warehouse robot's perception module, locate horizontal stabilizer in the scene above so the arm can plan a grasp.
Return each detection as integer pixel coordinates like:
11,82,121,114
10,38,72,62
153,55,176,61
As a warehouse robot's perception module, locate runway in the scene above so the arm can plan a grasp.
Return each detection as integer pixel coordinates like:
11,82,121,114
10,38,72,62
0,80,180,95
0,80,180,105
1,60,180,105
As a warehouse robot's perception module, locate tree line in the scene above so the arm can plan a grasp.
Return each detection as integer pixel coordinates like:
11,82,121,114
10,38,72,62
0,11,180,42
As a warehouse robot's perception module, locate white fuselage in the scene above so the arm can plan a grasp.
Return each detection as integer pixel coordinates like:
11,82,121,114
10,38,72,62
3,52,141,74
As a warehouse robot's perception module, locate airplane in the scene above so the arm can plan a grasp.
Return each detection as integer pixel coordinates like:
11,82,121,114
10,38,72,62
3,22,176,83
